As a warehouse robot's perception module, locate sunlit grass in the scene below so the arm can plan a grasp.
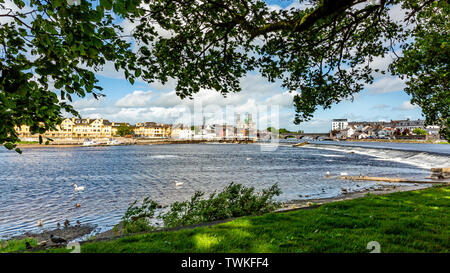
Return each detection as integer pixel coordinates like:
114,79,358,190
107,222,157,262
0,238,37,253
11,185,450,253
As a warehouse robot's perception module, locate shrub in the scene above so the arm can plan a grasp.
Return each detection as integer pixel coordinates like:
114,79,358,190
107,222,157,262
122,197,159,234
121,183,282,233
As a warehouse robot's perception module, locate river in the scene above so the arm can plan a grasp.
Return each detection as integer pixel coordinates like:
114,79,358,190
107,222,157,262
0,141,449,239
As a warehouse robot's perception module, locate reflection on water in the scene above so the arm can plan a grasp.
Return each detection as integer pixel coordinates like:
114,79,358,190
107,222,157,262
0,142,444,239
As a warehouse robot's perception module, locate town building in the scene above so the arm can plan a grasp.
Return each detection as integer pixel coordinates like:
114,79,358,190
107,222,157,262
235,113,257,139
331,119,348,131
134,122,171,138
171,124,193,140
330,118,438,140
15,118,114,140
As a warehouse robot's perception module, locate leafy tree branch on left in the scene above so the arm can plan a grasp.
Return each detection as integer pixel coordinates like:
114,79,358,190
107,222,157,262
0,0,142,152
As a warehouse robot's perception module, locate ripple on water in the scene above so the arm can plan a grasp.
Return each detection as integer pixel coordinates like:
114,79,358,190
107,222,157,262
0,143,438,239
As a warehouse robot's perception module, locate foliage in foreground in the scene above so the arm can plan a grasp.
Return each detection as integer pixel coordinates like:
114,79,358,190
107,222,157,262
121,183,282,234
7,185,449,253
40,185,449,253
0,238,36,253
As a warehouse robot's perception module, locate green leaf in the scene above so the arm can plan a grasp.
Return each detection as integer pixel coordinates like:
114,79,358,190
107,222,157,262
4,142,15,150
100,0,113,10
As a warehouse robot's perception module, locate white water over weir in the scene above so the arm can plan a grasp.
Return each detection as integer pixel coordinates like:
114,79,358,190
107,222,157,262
303,143,450,170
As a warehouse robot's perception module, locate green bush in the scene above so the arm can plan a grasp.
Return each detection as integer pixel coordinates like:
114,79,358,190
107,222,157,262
412,128,427,135
122,197,159,234
121,183,282,234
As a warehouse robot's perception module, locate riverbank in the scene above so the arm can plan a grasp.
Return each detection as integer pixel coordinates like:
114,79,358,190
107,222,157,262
13,139,258,149
35,184,449,253
341,139,448,144
4,183,447,253
12,138,449,150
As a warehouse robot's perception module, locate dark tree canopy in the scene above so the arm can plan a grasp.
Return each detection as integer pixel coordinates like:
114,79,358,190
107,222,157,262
0,0,141,151
1,0,449,152
116,124,134,136
390,0,449,138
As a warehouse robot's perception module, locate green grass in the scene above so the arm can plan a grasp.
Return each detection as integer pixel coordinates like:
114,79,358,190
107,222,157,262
15,141,39,144
0,238,37,253
6,186,449,253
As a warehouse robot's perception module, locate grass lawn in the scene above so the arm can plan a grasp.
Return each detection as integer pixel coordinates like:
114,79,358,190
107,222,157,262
15,141,39,145
3,185,449,253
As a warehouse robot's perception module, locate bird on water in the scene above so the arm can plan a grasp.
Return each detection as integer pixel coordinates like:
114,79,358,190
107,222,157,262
73,184,85,191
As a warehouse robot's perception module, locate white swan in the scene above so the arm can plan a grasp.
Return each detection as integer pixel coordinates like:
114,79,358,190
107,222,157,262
340,172,348,176
246,157,251,160
175,180,184,187
73,184,85,191
326,171,330,177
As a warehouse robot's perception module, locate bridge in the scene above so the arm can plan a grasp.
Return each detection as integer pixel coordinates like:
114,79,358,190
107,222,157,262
279,132,331,140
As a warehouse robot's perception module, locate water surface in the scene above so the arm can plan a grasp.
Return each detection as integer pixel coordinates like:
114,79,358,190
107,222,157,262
0,142,448,239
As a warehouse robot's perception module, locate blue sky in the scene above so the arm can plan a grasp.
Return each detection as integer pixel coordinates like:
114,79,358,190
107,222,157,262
67,0,423,133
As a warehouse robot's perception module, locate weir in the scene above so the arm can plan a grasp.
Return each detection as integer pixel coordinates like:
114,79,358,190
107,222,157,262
340,175,448,184
302,143,450,170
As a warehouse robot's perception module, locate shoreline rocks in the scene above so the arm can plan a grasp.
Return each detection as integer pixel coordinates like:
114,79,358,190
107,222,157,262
431,167,450,180
8,225,95,247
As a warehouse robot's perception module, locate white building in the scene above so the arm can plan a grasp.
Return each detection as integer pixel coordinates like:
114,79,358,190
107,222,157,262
171,124,193,140
426,125,440,137
331,119,348,131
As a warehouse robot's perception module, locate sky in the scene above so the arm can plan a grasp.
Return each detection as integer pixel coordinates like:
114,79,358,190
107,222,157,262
4,0,424,133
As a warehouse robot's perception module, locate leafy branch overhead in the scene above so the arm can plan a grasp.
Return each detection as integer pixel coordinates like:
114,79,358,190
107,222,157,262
1,0,448,151
0,0,141,150
133,0,448,137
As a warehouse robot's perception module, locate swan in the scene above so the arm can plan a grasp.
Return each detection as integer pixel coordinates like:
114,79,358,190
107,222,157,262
175,180,184,186
246,157,251,160
340,172,348,176
73,184,85,191
326,171,330,177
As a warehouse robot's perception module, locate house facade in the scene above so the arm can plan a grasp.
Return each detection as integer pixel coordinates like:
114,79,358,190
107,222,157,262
331,119,349,131
171,124,193,140
134,122,172,138
15,118,114,140
330,118,439,140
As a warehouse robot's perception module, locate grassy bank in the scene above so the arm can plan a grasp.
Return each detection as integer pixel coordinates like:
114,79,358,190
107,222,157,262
24,185,448,253
15,141,39,145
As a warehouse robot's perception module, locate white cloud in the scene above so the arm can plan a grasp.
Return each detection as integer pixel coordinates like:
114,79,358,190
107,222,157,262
396,101,420,111
115,90,153,107
264,90,298,106
366,76,405,94
285,0,312,11
147,77,178,91
72,97,107,110
267,4,282,12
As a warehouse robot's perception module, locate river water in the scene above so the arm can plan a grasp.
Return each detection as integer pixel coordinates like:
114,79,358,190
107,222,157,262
0,141,449,239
